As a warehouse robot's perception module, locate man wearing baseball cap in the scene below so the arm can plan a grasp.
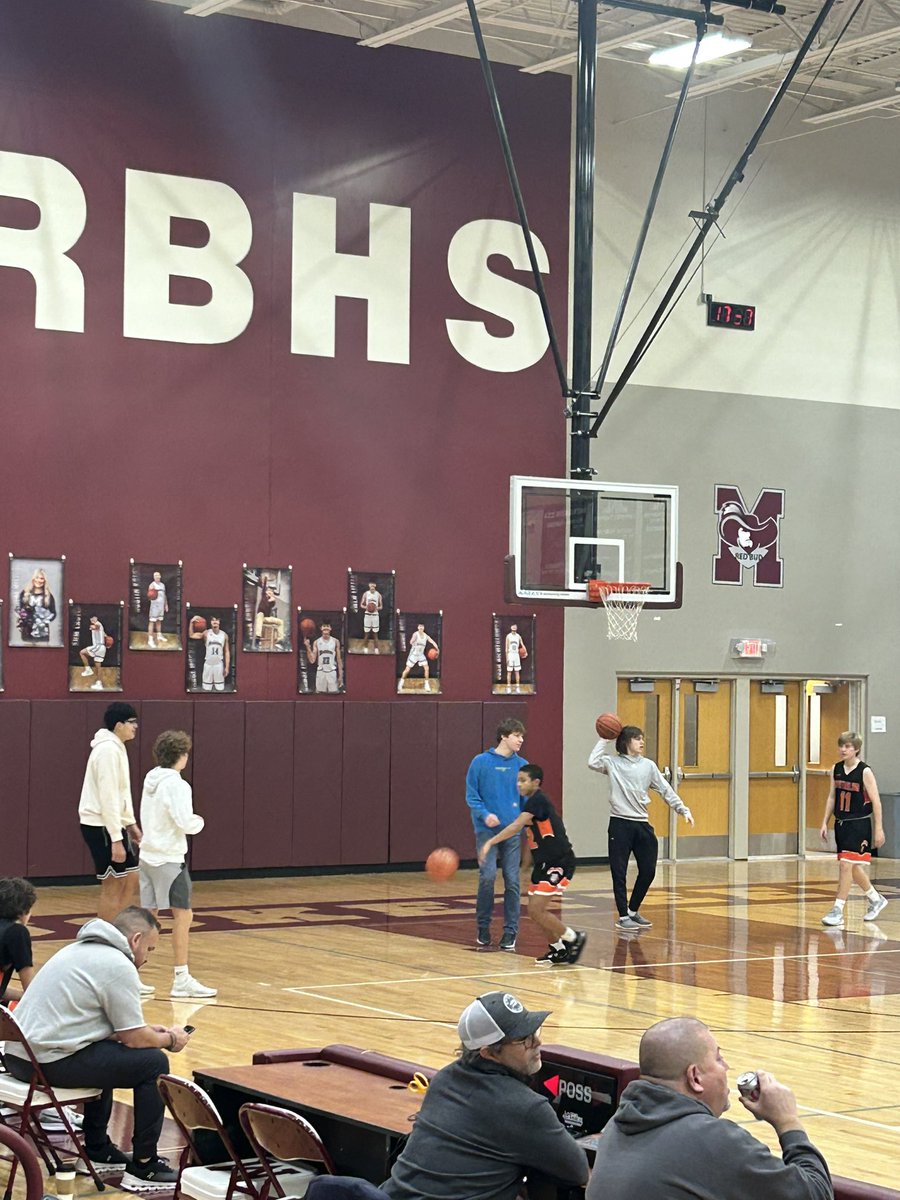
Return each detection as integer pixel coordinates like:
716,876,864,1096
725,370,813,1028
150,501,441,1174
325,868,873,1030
381,991,589,1200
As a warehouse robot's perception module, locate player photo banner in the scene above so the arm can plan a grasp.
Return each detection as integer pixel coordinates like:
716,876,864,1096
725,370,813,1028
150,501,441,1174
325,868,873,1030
9,554,65,648
68,601,124,693
129,560,183,651
347,569,395,655
0,601,4,692
396,611,442,696
298,608,347,695
242,565,293,653
186,605,238,694
492,613,536,696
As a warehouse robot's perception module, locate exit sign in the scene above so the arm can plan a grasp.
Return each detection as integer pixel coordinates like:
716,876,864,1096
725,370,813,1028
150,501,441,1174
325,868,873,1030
707,298,755,331
730,637,774,659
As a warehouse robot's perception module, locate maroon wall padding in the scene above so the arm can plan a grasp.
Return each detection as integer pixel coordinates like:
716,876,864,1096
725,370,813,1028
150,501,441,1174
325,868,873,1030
137,702,195,785
389,702,438,862
243,702,295,869
292,703,343,868
191,703,246,871
0,701,31,875
341,703,391,865
481,701,529,751
28,701,91,878
436,702,484,856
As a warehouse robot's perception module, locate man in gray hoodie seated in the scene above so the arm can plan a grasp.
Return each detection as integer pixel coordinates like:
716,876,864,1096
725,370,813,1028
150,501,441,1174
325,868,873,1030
382,991,589,1200
3,907,190,1192
586,1016,832,1200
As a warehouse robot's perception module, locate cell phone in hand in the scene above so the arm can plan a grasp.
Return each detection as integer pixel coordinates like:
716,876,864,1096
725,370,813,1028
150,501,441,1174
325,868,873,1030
183,1025,196,1035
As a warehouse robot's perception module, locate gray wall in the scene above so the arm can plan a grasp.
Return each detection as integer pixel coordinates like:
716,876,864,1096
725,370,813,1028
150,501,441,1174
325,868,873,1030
563,383,900,855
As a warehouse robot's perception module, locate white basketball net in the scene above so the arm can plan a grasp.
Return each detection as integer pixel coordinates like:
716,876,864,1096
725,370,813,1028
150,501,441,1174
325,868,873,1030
595,581,651,641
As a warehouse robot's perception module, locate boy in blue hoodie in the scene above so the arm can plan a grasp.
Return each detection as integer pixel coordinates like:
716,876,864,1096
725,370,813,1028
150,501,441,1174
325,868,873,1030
466,718,526,951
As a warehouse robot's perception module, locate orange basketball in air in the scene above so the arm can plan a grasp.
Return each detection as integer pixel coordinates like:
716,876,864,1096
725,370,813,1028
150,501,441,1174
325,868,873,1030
596,712,623,739
299,617,317,640
191,616,207,633
427,647,439,661
425,847,459,882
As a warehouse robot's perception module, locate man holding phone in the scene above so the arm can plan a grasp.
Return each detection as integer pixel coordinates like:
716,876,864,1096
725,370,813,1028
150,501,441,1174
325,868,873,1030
4,907,190,1192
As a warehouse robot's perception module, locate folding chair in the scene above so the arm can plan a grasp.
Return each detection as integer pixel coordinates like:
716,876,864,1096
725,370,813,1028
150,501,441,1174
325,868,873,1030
0,1125,45,1200
0,1006,105,1196
239,1103,334,1198
159,1074,302,1200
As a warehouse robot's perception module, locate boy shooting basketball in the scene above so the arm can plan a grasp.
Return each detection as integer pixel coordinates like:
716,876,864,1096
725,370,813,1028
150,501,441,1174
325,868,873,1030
589,723,693,930
479,764,586,965
820,732,887,926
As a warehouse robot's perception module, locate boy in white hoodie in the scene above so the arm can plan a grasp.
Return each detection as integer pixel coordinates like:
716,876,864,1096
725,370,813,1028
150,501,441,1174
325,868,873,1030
138,730,216,999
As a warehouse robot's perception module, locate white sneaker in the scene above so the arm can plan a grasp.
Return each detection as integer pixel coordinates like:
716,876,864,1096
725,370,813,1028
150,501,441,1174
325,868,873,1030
139,981,156,997
147,638,156,648
424,682,431,692
821,905,844,926
90,680,104,690
39,1105,85,1130
864,894,888,921
80,667,94,677
157,635,168,644
170,975,217,998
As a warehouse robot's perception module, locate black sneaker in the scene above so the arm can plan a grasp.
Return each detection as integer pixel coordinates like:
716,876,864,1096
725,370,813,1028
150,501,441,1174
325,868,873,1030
499,933,517,951
629,912,653,928
87,1145,132,1176
120,1157,178,1192
476,930,491,947
565,931,587,964
535,946,569,964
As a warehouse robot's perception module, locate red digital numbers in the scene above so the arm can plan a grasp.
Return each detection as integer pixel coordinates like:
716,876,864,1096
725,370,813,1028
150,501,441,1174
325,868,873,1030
708,300,755,331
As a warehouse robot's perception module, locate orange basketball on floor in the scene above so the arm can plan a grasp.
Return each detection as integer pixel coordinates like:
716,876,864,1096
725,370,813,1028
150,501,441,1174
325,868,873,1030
596,712,623,739
191,616,207,633
299,617,317,640
427,647,439,660
425,847,459,882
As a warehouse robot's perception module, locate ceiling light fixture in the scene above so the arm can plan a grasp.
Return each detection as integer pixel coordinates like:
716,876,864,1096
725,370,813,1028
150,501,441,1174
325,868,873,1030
649,33,751,69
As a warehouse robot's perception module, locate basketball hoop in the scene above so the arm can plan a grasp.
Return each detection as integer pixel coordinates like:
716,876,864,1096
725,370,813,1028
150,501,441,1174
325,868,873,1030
587,580,651,641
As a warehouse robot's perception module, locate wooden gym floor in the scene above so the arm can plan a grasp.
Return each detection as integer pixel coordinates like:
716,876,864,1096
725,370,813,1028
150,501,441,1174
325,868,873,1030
6,855,900,1195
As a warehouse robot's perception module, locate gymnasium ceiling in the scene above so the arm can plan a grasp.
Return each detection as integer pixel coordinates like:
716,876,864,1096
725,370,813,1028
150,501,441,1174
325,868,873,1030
149,0,899,129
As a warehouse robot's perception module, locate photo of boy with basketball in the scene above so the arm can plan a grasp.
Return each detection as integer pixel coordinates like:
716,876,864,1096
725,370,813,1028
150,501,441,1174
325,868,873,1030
347,569,395,655
128,561,183,651
396,611,442,694
186,605,237,693
298,609,348,694
68,601,123,692
492,613,536,695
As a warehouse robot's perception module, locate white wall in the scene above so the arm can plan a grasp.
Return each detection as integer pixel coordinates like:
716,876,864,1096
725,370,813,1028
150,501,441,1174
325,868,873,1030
590,60,900,408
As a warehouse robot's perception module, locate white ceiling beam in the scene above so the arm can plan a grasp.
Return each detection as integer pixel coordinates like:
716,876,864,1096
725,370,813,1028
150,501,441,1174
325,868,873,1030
185,0,242,15
803,83,900,120
358,0,477,46
668,23,900,98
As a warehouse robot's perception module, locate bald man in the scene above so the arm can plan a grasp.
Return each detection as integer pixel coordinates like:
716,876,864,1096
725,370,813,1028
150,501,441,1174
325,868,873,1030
585,1017,832,1200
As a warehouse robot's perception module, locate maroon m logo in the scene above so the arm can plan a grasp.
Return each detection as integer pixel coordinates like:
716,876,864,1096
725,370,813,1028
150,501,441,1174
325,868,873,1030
713,486,784,587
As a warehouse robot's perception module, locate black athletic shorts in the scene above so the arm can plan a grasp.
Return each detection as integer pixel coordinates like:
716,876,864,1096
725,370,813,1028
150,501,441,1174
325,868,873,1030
80,824,140,880
835,816,873,862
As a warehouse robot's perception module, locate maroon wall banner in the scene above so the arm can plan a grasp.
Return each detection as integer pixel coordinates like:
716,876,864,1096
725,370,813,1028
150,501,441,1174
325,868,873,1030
0,0,569,873
713,485,785,587
129,560,183,651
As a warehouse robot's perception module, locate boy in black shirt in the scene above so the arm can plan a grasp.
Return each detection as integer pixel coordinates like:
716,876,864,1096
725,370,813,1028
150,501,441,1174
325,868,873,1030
478,765,586,965
0,877,36,1002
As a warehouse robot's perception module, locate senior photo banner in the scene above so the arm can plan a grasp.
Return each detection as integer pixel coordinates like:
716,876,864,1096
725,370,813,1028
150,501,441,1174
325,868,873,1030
68,601,123,693
186,604,238,694
129,560,183,651
9,555,65,648
242,565,293,653
492,613,536,696
396,611,442,695
298,608,347,695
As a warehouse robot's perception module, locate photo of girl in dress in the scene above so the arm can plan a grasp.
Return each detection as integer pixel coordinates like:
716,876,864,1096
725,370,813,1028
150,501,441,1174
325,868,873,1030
128,560,183,651
68,601,124,693
9,555,64,648
242,566,292,653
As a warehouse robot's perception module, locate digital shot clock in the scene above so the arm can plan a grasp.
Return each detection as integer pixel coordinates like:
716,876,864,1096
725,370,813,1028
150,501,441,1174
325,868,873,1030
706,298,755,330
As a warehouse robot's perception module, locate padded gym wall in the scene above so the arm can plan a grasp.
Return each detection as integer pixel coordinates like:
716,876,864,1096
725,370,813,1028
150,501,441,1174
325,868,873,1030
0,0,568,876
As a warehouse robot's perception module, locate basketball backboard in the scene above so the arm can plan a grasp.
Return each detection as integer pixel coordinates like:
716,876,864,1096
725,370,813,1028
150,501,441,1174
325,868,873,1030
508,476,681,606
